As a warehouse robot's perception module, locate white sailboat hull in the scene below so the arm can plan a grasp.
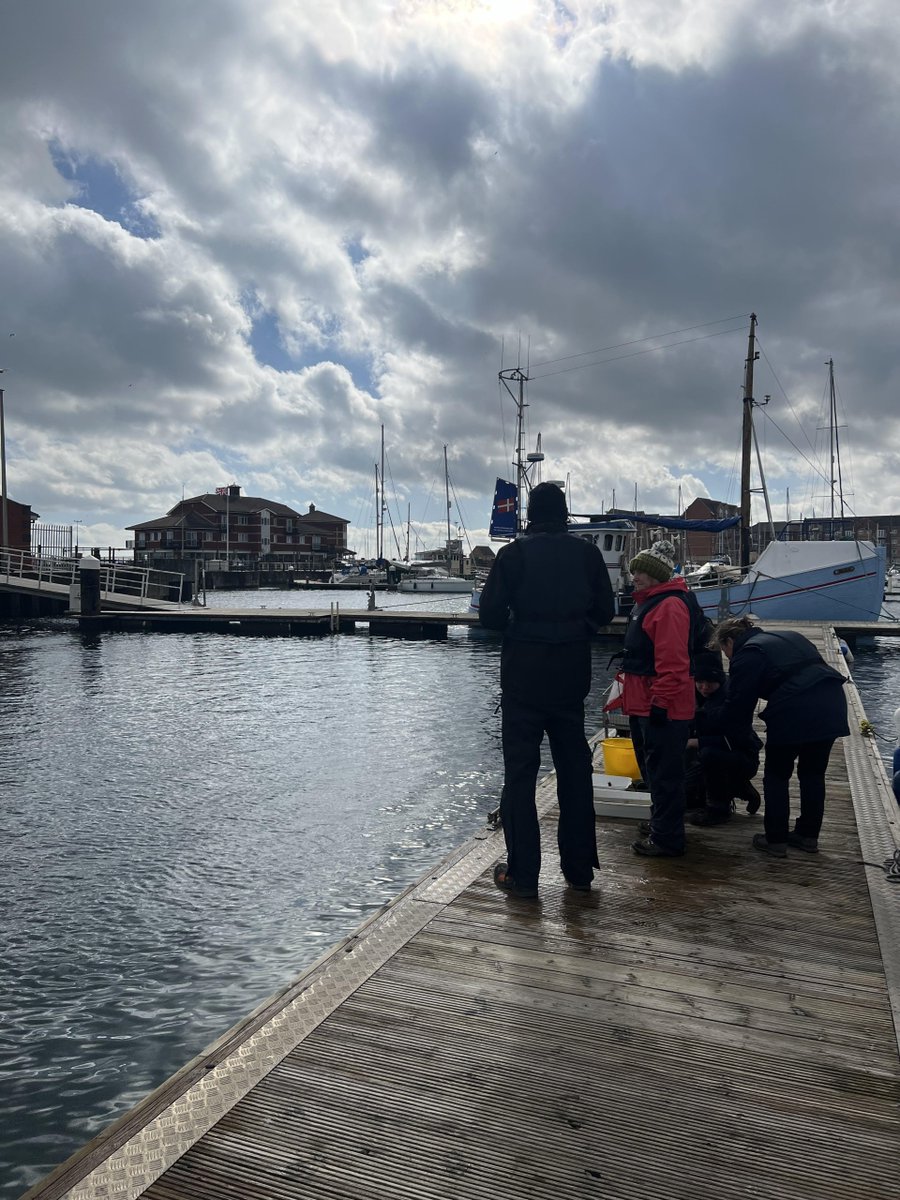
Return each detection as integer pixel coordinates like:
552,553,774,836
691,540,886,623
398,576,473,593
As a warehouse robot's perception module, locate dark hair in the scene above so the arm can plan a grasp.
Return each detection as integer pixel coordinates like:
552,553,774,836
714,615,756,647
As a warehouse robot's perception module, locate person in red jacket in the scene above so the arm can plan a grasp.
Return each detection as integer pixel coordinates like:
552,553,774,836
621,539,696,857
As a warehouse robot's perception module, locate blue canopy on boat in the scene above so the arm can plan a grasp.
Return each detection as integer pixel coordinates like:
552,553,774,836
609,510,741,532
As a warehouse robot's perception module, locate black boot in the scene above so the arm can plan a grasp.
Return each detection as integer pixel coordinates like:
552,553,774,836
736,779,761,815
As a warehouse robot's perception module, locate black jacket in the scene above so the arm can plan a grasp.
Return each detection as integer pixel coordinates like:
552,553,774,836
694,680,762,764
478,522,615,704
716,628,849,746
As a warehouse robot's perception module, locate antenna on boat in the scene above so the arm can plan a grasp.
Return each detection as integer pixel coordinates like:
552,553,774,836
498,365,531,534
740,313,759,570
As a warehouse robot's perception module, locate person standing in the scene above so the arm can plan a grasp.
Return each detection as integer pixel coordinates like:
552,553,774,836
479,482,615,898
621,540,697,857
713,616,850,857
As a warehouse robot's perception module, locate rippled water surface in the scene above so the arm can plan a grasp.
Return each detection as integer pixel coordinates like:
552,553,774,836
0,590,621,1196
1,591,898,1197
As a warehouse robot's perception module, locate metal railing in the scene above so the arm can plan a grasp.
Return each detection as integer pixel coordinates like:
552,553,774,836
0,547,186,606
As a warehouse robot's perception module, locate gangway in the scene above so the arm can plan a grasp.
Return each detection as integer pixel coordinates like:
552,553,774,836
0,548,186,612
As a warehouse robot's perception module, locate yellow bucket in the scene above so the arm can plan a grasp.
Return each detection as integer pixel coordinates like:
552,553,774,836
601,737,641,780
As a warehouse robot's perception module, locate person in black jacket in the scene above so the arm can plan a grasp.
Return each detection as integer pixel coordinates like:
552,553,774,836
685,650,762,827
713,616,850,857
478,482,615,897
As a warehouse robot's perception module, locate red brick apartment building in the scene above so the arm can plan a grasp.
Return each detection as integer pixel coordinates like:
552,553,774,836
128,485,349,569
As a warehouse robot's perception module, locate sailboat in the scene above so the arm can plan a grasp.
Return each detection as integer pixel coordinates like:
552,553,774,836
687,316,885,623
398,446,473,593
469,366,636,614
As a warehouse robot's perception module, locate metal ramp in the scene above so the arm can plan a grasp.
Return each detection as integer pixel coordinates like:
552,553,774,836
0,548,186,612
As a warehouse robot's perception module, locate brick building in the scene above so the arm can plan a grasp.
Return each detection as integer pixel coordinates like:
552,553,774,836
751,514,900,564
2,497,36,552
128,485,349,569
682,497,741,563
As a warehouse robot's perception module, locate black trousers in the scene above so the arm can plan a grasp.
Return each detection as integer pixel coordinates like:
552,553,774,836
700,745,758,811
763,739,835,843
630,715,691,852
500,696,599,888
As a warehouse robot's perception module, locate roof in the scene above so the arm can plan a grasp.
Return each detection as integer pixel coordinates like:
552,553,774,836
296,509,349,526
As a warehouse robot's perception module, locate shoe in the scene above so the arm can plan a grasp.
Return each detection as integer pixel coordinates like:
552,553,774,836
688,807,731,827
737,781,761,815
564,876,592,892
752,833,787,858
492,862,538,899
787,831,819,853
638,820,651,837
632,838,685,858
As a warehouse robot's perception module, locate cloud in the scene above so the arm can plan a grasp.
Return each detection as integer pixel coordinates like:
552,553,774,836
2,0,900,554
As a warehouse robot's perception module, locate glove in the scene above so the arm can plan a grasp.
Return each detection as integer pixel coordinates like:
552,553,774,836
649,705,669,727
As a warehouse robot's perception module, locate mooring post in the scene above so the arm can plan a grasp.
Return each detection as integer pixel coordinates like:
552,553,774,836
78,556,102,616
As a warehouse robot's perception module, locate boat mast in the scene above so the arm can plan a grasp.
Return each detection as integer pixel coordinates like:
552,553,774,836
740,313,758,570
828,358,846,531
378,424,385,561
443,443,453,575
498,367,529,534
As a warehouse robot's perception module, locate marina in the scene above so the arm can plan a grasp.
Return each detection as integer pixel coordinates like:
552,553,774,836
6,618,900,1200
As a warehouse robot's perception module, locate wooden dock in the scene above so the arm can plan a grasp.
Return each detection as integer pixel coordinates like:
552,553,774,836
21,626,900,1200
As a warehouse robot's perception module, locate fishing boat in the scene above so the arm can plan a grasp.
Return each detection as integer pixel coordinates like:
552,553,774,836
469,366,635,614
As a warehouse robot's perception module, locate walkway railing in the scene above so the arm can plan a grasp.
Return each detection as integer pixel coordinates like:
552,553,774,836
0,547,186,606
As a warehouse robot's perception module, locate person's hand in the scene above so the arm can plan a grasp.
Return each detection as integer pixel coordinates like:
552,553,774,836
686,737,699,750
649,705,668,727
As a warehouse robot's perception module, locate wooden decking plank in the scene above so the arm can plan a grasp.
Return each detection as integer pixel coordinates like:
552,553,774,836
423,915,892,1004
406,929,895,1026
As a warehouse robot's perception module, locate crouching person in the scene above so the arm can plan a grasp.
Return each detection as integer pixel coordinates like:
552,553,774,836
686,650,762,827
713,616,850,857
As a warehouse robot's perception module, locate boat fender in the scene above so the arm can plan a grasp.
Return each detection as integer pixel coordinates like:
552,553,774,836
838,638,854,665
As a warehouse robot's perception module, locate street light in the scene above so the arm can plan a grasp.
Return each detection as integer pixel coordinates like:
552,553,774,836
74,519,83,556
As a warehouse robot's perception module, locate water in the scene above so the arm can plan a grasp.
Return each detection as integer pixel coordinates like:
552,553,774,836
1,591,898,1197
0,589,620,1197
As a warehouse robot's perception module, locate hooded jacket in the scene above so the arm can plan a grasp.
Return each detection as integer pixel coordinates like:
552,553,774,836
478,520,615,704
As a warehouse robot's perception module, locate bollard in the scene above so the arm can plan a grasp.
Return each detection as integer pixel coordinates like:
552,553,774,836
79,557,102,616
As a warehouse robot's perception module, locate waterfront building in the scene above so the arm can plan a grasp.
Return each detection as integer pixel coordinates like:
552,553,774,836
2,496,37,552
681,497,741,563
750,514,900,562
128,485,349,572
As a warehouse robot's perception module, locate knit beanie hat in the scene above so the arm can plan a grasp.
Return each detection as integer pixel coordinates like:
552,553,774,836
693,650,726,685
527,482,568,525
629,538,676,583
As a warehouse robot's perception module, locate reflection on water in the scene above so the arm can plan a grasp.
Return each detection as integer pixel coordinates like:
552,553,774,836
0,595,620,1196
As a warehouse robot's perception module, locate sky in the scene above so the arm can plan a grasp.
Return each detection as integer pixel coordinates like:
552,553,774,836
2,0,900,558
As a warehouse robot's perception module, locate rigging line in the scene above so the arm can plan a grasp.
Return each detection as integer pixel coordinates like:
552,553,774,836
447,472,473,554
529,326,745,382
528,313,751,370
382,452,406,559
755,341,819,457
757,408,861,520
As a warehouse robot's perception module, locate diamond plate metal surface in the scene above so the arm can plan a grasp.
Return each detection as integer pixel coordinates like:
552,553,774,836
824,630,900,1056
61,897,443,1200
